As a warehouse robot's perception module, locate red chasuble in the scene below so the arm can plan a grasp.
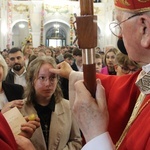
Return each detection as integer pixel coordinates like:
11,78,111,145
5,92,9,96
0,113,17,150
119,94,150,150
96,70,150,149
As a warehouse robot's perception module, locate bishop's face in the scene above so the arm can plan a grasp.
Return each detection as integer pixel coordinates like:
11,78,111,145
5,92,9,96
115,10,150,66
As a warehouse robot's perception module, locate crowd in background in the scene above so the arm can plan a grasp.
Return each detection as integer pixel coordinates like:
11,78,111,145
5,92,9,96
0,42,142,101
0,41,141,149
1,42,141,74
0,42,142,100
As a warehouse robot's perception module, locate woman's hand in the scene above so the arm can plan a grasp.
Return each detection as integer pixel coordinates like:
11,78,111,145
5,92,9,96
19,116,40,139
15,135,36,150
1,100,24,114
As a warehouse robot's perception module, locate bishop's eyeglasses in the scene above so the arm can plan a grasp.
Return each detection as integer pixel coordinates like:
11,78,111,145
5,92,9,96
109,13,143,38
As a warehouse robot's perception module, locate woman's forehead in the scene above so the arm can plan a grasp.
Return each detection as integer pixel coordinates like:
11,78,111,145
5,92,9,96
38,63,54,73
40,63,53,70
107,51,116,56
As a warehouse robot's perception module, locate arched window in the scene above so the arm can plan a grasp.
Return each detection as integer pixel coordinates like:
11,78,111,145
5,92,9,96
46,26,66,47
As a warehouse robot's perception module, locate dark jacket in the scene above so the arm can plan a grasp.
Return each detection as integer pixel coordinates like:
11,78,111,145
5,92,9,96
71,62,79,71
5,70,15,84
60,62,79,99
60,77,69,100
2,81,24,101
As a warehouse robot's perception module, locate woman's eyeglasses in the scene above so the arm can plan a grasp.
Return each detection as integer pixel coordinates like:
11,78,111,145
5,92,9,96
38,75,57,84
119,65,139,74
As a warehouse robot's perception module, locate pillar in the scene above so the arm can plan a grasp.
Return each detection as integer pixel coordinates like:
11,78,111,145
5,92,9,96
30,32,41,47
29,1,42,47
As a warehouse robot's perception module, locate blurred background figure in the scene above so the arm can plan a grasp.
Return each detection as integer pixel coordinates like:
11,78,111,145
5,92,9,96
101,48,118,75
95,53,103,73
37,49,46,57
114,52,141,76
71,47,83,72
22,42,33,67
64,52,74,66
32,48,39,57
56,46,68,63
1,49,8,58
60,52,74,99
45,47,53,57
103,45,114,53
95,47,101,53
6,44,11,52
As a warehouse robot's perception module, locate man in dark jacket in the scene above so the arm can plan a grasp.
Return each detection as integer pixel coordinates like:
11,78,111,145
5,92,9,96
5,47,26,87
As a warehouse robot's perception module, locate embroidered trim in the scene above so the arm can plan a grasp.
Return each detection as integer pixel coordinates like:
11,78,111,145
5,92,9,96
138,0,150,2
116,94,150,149
115,0,130,6
115,6,150,13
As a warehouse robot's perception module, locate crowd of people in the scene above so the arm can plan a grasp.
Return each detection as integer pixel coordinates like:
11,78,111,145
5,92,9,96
0,0,149,149
50,0,150,150
0,35,142,150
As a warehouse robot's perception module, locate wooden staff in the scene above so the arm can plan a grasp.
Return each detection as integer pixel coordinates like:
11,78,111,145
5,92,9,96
76,0,97,98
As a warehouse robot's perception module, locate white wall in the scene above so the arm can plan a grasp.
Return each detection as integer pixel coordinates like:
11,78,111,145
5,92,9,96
0,0,117,50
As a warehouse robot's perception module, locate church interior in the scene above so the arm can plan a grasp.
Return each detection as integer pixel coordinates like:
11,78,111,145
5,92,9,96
0,0,117,51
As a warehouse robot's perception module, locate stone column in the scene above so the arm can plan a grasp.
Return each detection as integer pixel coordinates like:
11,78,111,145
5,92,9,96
29,2,42,47
30,32,41,47
0,0,8,50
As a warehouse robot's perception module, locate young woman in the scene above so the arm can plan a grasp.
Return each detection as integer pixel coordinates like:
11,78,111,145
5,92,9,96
101,48,118,75
22,42,33,67
20,56,82,150
114,52,141,76
95,53,103,73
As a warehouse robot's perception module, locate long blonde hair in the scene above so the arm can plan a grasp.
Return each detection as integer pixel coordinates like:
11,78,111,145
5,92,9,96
24,56,63,105
0,55,8,80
